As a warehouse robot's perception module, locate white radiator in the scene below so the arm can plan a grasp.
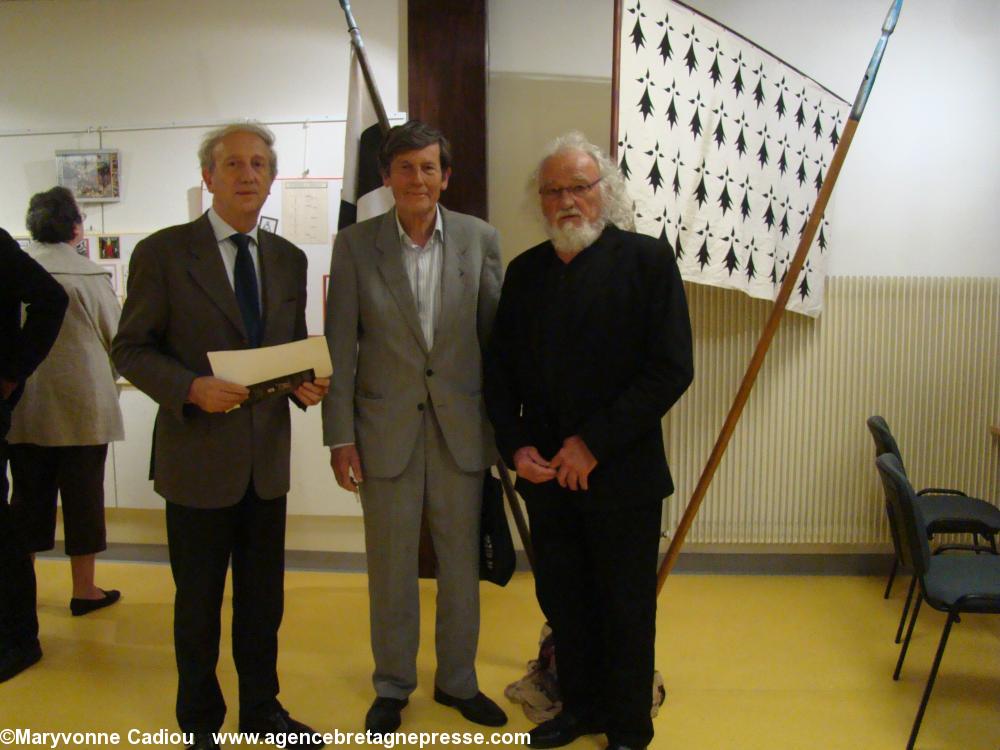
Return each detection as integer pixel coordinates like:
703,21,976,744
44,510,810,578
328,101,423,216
664,277,1000,545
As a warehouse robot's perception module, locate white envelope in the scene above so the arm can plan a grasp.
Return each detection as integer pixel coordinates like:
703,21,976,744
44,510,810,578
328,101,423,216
208,336,333,385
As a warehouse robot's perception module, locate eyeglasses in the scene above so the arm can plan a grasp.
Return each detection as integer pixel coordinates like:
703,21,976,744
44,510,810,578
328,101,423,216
539,178,602,201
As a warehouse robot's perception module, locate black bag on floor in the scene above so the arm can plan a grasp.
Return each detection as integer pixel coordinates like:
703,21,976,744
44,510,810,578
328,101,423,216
479,470,516,586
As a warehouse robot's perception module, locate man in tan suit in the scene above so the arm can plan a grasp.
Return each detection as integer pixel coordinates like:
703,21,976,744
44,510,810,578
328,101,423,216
323,121,505,732
113,123,328,750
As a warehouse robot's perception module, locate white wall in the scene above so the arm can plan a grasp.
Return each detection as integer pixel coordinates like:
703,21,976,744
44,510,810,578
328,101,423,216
488,0,1000,278
0,0,403,234
1,0,402,128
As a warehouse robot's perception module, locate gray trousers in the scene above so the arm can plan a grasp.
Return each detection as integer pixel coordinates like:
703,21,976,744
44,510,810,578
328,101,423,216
360,408,483,700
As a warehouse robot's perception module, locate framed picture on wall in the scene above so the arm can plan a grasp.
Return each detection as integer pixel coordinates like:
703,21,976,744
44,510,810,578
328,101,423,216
56,149,122,203
98,235,120,259
75,237,90,257
259,216,278,233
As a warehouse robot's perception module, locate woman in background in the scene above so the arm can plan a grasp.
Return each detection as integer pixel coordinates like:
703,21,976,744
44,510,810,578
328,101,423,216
7,186,123,616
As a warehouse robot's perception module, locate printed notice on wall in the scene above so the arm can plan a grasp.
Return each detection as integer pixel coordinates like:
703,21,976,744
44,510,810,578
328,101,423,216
282,180,330,246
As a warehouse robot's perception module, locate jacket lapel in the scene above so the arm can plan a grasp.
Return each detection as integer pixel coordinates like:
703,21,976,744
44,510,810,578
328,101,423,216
435,205,470,350
257,230,288,344
186,214,247,339
375,210,429,353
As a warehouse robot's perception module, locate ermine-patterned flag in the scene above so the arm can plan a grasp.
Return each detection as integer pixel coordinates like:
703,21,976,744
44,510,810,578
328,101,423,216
616,0,849,316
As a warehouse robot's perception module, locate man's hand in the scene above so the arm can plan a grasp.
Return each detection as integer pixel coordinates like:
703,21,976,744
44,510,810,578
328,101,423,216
1,379,18,400
186,376,249,413
331,444,364,492
294,376,330,407
549,435,598,491
513,445,557,484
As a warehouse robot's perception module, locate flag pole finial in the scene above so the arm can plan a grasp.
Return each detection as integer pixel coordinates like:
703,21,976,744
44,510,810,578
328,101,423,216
851,0,903,120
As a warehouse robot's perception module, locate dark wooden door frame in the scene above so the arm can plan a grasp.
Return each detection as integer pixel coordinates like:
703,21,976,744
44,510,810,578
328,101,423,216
407,0,489,576
407,0,488,220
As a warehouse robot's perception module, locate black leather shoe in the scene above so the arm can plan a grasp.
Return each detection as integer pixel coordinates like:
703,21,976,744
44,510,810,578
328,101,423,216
605,745,646,750
529,712,606,748
185,733,220,750
70,588,121,616
365,696,408,733
0,641,42,682
433,687,507,727
239,708,325,747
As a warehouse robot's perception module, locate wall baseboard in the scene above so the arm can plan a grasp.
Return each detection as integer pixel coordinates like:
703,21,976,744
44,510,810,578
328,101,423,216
39,543,894,576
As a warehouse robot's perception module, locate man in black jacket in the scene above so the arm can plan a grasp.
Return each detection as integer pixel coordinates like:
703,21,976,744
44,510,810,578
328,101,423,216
484,133,693,750
0,226,69,681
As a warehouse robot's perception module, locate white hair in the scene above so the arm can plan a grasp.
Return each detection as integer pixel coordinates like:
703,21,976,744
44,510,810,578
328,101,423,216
198,121,278,176
531,131,635,232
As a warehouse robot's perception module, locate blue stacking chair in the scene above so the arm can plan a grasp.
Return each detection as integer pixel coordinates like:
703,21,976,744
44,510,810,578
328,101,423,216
874,453,1000,750
866,416,1000,643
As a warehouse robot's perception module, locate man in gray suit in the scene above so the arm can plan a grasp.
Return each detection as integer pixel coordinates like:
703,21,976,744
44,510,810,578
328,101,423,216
323,121,506,732
113,123,328,750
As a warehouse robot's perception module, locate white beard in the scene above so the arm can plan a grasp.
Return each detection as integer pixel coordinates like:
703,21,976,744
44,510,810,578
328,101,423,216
546,212,605,255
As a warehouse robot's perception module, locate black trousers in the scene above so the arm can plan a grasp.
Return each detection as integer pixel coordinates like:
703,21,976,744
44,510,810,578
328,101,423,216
165,486,286,733
8,443,109,555
526,494,662,749
0,435,39,652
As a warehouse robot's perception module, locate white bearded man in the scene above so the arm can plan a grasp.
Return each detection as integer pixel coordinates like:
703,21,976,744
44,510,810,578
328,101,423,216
484,132,694,750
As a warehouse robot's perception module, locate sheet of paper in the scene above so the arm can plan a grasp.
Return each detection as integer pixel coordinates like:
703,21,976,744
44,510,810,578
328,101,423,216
208,336,332,386
281,180,330,246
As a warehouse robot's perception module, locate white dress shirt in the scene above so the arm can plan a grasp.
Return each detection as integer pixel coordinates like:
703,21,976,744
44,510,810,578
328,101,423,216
396,208,444,350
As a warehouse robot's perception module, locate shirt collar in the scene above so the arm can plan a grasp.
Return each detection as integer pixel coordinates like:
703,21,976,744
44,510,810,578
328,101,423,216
395,207,443,249
207,207,260,245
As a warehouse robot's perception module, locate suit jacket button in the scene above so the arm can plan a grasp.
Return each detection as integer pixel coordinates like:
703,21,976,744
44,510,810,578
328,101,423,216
417,403,425,411
426,369,434,377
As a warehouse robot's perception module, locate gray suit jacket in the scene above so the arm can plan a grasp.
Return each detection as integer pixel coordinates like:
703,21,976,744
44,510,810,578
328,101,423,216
111,213,308,508
322,206,502,478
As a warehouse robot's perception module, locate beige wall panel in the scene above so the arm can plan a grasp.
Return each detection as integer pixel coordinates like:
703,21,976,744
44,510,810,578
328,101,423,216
487,73,611,262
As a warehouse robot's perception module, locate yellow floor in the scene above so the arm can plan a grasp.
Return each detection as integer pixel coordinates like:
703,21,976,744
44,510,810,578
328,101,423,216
1,560,998,749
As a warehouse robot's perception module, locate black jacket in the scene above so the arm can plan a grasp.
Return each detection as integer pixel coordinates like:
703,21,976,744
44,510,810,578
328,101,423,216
0,228,68,422
484,224,693,511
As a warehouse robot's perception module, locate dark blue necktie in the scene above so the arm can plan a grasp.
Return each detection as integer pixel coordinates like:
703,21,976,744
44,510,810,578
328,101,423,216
231,233,261,348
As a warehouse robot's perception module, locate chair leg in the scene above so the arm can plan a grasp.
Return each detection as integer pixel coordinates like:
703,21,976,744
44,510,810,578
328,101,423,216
894,595,922,681
906,612,957,750
884,557,898,599
895,575,916,644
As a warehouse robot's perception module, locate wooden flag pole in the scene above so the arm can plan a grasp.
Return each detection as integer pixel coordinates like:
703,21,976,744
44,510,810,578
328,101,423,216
339,0,390,134
656,0,904,594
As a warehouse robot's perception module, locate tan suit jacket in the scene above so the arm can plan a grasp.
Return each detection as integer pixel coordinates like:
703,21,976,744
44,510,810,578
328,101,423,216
112,213,308,508
322,206,501,477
